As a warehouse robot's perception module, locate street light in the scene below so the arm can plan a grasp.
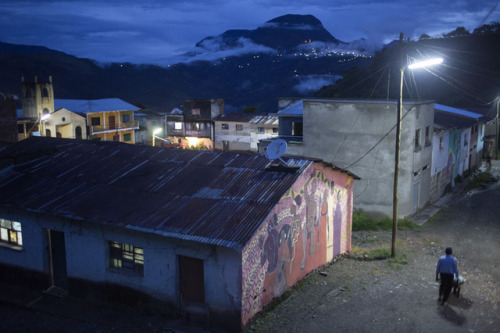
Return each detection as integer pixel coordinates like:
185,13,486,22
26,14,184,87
392,33,443,257
152,127,162,147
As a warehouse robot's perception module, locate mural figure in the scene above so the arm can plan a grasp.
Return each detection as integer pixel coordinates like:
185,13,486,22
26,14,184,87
301,177,319,269
261,214,280,273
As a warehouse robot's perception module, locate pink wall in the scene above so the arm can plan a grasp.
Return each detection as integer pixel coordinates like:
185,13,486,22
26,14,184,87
241,163,354,325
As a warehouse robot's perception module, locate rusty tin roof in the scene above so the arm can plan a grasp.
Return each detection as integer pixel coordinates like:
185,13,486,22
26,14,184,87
0,137,313,251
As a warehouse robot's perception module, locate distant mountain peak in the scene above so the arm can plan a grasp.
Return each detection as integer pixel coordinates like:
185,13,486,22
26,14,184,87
195,14,343,53
264,14,325,29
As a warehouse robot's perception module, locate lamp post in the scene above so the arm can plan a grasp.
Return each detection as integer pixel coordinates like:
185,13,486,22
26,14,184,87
391,33,443,257
152,127,162,147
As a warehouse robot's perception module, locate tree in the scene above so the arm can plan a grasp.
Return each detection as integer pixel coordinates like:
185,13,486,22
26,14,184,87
241,106,258,113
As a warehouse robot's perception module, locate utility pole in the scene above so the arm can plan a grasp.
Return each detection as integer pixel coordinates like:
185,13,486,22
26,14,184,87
496,97,499,159
392,32,404,258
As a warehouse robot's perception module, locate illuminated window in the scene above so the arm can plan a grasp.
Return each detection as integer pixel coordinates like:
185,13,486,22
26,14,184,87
0,218,23,250
439,137,444,150
174,122,183,130
192,123,200,131
236,124,243,131
109,241,144,275
222,123,229,130
192,108,201,115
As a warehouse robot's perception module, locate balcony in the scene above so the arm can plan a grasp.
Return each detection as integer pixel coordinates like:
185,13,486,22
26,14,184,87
90,121,139,135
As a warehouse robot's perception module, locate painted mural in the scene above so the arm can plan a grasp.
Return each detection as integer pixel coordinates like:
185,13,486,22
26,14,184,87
241,164,354,325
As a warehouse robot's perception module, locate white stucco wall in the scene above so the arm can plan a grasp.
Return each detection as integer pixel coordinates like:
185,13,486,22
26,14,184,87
44,108,87,139
0,208,241,311
283,100,434,217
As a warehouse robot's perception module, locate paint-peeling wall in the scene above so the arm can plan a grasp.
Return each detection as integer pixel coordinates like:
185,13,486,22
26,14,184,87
241,163,354,325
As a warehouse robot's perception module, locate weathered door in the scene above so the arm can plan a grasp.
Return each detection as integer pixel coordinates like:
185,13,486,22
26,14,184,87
109,115,116,130
47,229,68,290
179,255,204,303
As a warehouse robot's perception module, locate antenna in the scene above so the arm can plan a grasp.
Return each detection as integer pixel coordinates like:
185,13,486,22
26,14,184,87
265,139,287,160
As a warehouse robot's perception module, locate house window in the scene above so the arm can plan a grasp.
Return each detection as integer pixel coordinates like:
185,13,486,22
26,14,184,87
439,136,444,150
415,129,421,149
122,114,130,123
272,127,278,133
236,124,243,131
109,241,144,275
425,126,431,146
174,122,183,130
257,127,265,133
91,117,100,126
192,108,200,115
221,123,229,130
0,218,22,249
123,133,132,142
192,123,200,131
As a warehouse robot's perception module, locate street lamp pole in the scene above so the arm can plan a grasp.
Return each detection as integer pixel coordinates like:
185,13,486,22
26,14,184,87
152,128,162,147
391,33,443,257
392,33,404,258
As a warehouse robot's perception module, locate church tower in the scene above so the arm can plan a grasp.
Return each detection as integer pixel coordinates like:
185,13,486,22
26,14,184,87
21,76,54,119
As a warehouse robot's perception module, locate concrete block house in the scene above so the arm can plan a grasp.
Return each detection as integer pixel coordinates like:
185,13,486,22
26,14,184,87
0,137,356,329
261,98,435,218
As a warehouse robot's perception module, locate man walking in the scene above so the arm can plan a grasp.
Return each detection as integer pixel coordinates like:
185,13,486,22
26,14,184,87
436,247,459,305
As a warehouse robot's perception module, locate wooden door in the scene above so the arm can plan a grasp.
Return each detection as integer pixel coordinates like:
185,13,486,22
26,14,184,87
179,256,204,303
109,115,116,129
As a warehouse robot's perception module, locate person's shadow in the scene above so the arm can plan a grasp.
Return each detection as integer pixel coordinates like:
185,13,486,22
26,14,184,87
438,296,472,326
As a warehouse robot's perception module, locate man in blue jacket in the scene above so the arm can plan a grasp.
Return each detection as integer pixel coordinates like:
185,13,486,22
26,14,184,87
436,247,459,305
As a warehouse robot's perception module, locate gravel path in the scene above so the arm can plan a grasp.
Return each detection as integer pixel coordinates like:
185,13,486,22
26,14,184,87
248,175,500,333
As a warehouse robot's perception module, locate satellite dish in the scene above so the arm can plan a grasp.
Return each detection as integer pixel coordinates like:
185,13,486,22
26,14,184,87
265,139,287,160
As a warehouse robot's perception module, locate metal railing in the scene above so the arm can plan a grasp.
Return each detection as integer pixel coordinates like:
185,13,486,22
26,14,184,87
90,121,139,134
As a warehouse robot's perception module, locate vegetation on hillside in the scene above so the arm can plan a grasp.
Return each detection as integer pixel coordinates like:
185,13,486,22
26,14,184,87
315,22,500,110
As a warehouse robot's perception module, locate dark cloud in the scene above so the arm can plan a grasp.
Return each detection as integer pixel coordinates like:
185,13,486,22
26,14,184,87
0,0,499,64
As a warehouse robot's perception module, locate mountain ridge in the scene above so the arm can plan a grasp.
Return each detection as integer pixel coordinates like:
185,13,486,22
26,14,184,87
0,14,371,113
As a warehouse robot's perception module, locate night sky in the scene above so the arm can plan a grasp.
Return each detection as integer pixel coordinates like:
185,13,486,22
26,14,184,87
1,0,499,65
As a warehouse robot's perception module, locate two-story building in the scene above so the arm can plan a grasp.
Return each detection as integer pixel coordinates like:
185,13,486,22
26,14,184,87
213,113,279,152
54,98,140,143
261,98,435,218
431,105,484,201
165,99,224,150
16,77,138,143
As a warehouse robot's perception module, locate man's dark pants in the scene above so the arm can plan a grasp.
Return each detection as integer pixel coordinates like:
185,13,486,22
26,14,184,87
439,273,454,303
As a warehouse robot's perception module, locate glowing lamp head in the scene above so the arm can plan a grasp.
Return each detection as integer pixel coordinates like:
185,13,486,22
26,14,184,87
408,58,443,69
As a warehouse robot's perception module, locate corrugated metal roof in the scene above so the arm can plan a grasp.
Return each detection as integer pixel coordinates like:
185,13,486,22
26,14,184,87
434,111,478,130
54,98,140,114
435,104,482,119
0,137,312,251
278,100,303,115
249,115,279,125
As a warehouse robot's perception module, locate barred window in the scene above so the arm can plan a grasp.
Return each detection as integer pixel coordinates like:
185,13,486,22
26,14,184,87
0,218,23,249
109,241,144,275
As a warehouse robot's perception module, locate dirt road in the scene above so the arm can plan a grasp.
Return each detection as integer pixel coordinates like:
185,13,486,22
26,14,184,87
248,178,500,332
